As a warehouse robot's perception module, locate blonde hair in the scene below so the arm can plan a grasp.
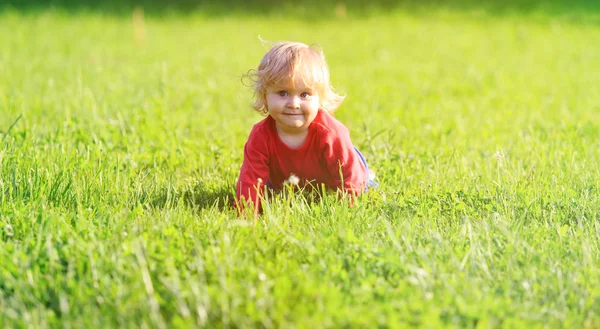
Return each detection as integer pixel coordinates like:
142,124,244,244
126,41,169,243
244,41,345,115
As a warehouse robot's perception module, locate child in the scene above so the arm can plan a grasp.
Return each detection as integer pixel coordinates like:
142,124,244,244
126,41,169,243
236,41,375,213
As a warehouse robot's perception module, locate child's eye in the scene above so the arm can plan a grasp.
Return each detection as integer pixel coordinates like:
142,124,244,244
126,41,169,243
278,91,287,97
300,92,310,98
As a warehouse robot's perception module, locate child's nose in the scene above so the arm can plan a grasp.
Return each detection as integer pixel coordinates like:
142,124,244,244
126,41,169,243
287,96,300,108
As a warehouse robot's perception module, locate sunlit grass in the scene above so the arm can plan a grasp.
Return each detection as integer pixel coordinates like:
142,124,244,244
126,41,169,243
1,6,600,328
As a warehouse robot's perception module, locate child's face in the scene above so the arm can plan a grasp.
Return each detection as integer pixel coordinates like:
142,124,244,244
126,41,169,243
265,76,320,135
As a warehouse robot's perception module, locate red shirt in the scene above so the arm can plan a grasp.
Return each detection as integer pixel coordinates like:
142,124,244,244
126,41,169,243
236,110,368,210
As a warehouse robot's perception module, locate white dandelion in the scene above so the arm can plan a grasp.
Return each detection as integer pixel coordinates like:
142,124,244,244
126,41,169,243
493,150,505,161
4,224,13,237
284,174,300,186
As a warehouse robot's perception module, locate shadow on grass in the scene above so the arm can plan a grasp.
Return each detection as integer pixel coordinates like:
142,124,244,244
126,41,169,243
150,181,234,211
147,179,352,213
2,0,600,19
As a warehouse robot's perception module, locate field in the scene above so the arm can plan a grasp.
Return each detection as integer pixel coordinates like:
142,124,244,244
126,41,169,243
1,2,600,328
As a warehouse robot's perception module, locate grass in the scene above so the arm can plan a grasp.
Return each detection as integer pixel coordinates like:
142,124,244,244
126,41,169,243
1,4,600,328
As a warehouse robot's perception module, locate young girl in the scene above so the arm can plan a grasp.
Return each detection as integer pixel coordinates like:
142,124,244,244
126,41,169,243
236,41,375,213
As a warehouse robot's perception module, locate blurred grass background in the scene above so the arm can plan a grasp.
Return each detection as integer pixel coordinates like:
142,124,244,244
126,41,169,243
3,0,600,18
2,0,600,328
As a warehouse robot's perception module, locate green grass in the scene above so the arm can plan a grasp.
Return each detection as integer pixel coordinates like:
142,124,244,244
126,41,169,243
1,5,600,328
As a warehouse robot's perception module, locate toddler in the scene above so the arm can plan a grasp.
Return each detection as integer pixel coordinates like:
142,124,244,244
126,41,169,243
236,41,376,213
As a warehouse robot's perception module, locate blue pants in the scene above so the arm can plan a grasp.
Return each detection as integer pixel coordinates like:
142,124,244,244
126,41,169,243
354,147,379,191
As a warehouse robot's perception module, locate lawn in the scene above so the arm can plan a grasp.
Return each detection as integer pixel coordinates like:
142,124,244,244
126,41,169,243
1,3,600,328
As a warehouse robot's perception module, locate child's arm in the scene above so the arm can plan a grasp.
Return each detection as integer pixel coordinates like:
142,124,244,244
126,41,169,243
323,128,368,197
235,130,270,214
